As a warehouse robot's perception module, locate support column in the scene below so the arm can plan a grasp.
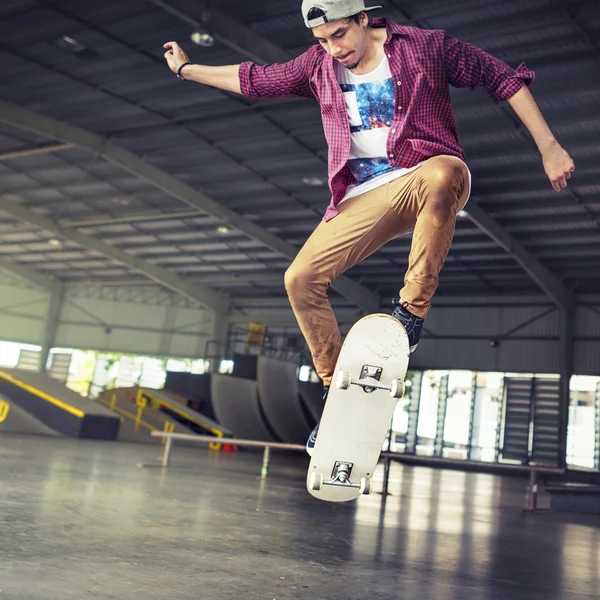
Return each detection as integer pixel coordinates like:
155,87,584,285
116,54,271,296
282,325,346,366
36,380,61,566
558,308,575,468
594,382,600,471
40,286,65,373
466,372,479,461
205,311,228,372
404,372,422,455
158,307,177,356
433,374,450,457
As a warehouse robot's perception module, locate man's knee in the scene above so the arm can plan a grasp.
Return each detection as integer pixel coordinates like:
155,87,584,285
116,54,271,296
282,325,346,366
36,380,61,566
422,156,467,191
284,262,319,298
420,156,468,215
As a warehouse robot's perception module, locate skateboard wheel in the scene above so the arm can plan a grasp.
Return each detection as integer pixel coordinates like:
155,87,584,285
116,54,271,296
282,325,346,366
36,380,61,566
309,472,324,491
336,370,351,390
359,477,372,495
390,379,405,398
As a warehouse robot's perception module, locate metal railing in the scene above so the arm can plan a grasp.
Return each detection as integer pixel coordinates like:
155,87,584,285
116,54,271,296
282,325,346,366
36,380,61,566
149,430,565,508
150,431,305,477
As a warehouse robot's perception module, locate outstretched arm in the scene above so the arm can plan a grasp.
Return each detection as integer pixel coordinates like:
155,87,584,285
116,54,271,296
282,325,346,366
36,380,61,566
444,34,575,192
164,42,241,94
507,85,575,192
164,41,315,99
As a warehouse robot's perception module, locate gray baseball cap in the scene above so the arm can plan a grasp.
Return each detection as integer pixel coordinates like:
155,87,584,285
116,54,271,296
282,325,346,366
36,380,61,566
302,0,382,28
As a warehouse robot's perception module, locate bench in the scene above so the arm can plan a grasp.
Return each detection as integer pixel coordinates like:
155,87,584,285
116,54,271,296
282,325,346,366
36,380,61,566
546,483,600,514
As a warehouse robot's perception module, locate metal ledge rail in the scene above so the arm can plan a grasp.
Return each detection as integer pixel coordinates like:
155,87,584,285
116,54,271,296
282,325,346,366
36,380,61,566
150,431,305,478
150,431,565,510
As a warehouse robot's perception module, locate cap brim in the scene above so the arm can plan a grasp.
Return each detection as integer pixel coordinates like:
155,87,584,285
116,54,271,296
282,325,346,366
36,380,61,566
305,5,382,28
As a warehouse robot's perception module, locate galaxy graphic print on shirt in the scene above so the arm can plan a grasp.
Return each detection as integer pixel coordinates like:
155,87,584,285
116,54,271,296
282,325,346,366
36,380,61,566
340,78,396,183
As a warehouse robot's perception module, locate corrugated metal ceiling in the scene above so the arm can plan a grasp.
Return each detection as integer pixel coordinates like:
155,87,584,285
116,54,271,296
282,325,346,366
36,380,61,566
0,0,598,307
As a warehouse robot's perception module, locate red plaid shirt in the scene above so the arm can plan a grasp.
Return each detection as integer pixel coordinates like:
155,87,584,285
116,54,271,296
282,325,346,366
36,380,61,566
239,18,534,221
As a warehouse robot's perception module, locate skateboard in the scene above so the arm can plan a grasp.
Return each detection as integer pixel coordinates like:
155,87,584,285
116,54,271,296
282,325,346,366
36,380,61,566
306,313,410,502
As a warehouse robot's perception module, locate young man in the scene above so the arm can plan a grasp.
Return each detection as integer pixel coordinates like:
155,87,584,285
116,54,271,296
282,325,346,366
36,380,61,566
164,0,575,455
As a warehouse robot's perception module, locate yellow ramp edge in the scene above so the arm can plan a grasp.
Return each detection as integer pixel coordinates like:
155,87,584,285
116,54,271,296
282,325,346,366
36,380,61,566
96,395,157,432
141,389,227,450
143,389,224,437
0,370,84,418
98,393,191,445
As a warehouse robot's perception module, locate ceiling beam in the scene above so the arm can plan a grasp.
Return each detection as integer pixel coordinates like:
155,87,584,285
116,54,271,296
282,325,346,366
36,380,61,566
0,256,63,294
465,202,574,311
0,197,228,313
0,143,73,160
0,100,380,313
77,273,286,286
227,311,359,327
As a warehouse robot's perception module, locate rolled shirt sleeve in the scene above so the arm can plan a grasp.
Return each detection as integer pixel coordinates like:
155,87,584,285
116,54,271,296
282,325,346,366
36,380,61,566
239,49,317,99
443,34,535,102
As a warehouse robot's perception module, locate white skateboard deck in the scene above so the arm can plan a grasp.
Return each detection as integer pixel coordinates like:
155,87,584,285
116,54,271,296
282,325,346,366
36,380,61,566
306,313,410,502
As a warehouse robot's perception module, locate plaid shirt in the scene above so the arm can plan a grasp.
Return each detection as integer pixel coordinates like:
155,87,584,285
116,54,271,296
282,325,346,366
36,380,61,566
239,18,534,221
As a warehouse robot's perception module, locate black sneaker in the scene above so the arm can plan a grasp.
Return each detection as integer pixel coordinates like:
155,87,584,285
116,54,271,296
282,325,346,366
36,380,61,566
306,386,329,457
391,300,425,353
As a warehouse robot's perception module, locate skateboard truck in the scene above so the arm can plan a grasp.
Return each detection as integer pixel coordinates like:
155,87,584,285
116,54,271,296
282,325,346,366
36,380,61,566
308,462,372,495
359,365,382,393
336,369,405,398
331,461,353,484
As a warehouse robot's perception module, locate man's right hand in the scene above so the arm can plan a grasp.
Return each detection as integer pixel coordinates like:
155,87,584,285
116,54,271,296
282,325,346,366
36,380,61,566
161,44,242,94
163,41,190,74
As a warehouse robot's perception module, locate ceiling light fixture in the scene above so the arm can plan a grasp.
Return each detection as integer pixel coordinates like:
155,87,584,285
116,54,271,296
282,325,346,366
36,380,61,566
191,31,215,47
302,177,325,187
217,225,230,234
51,35,96,58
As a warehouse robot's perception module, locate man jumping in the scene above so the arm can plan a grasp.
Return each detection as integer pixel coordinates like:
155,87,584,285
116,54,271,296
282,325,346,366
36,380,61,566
164,0,575,455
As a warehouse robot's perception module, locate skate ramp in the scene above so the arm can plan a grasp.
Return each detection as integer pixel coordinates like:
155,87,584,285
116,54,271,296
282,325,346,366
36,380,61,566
211,374,278,442
97,387,232,444
164,372,216,419
0,396,60,436
256,356,313,444
147,388,231,438
0,369,119,440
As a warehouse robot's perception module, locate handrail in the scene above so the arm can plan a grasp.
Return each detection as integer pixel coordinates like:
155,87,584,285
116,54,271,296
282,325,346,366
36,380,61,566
149,431,304,478
148,430,564,509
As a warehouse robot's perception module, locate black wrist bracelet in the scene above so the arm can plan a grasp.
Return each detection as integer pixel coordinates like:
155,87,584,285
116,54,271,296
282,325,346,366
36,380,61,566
177,62,192,80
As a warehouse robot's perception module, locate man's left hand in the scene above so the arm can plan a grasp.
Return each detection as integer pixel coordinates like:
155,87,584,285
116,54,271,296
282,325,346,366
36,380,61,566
542,141,575,192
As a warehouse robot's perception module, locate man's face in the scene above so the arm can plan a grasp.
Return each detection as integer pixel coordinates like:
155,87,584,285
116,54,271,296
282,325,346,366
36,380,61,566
312,13,369,71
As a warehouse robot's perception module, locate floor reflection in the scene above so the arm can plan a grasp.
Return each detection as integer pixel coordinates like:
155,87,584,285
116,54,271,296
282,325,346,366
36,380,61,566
2,436,600,600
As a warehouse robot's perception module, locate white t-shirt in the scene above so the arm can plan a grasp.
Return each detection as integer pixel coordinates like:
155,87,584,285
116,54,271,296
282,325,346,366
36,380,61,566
335,55,471,207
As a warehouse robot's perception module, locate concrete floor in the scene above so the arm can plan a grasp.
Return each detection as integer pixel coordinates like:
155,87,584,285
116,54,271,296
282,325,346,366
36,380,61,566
1,435,599,600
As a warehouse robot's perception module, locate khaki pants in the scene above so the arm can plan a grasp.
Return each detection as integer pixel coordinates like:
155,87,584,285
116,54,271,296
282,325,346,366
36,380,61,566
284,155,470,387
